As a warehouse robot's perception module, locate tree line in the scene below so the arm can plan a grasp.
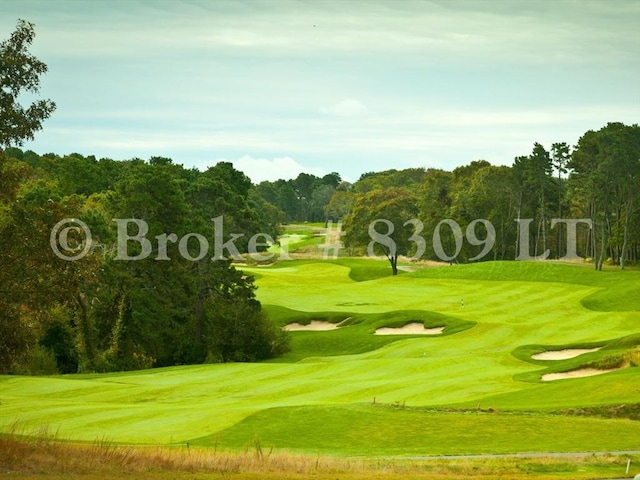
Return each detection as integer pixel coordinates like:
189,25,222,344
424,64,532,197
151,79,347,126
254,122,638,273
0,151,290,374
335,123,639,272
1,20,290,376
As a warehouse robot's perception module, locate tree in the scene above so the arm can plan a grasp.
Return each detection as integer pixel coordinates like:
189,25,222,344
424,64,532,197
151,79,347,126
0,145,292,373
343,188,419,275
324,190,356,221
0,168,99,373
0,18,57,370
352,168,427,194
551,142,570,257
0,19,56,148
310,184,335,222
256,179,298,222
450,164,519,261
197,260,289,362
569,123,640,269
321,172,342,189
513,144,554,258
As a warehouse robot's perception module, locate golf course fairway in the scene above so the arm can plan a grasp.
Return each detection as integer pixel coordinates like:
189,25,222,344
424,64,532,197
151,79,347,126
1,260,639,457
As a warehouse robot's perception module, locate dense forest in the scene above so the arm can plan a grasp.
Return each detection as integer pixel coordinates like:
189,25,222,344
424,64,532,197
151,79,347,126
0,152,291,374
1,20,638,375
340,123,639,274
255,122,638,272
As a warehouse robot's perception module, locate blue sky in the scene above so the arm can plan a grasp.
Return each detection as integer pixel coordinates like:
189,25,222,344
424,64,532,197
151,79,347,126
1,0,639,183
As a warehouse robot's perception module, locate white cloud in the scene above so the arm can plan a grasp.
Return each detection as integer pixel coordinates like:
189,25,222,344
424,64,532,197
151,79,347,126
220,155,325,184
2,1,637,182
48,129,296,152
319,99,369,117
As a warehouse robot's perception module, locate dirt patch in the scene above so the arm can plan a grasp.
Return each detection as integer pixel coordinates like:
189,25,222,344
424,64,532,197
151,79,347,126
532,348,601,361
541,367,621,382
374,323,444,336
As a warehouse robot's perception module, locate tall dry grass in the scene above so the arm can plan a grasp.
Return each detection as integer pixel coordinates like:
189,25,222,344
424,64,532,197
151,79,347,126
1,425,637,480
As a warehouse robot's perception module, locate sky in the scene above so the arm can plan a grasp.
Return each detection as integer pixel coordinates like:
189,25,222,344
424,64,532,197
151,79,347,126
1,0,639,184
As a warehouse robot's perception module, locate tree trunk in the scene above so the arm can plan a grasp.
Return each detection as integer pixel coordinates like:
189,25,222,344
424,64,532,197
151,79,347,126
589,200,597,269
75,292,96,369
389,255,398,275
597,219,607,271
515,191,522,260
620,186,634,270
541,188,547,256
110,293,128,357
557,171,563,258
195,290,204,345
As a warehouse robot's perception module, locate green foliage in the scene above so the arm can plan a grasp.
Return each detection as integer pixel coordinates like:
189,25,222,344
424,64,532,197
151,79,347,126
25,345,58,375
0,19,56,147
0,152,291,374
38,306,78,374
323,189,355,221
319,124,638,266
343,187,419,274
352,168,428,194
198,261,290,363
255,172,342,223
569,122,640,269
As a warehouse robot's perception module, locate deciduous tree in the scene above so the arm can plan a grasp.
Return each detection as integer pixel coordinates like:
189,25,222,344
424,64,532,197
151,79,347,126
0,19,56,148
343,187,419,275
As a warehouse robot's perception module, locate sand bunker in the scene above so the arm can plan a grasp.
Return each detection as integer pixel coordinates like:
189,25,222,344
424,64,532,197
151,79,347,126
532,347,601,361
374,323,444,336
283,320,342,331
541,367,620,382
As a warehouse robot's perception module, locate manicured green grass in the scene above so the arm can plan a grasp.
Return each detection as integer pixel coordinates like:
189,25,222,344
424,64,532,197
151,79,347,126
267,223,329,255
407,260,640,311
203,404,640,456
263,305,474,362
0,259,638,458
254,256,404,281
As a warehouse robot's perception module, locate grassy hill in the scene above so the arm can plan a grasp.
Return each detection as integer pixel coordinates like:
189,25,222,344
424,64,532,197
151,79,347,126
0,259,638,458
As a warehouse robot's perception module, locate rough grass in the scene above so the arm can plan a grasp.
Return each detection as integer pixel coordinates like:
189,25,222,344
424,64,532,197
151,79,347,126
1,432,638,480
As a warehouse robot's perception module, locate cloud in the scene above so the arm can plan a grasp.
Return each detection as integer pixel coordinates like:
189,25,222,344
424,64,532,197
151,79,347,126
44,128,296,152
219,155,325,184
319,99,369,117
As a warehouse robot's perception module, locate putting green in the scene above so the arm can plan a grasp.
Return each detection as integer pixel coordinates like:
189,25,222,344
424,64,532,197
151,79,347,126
0,260,638,455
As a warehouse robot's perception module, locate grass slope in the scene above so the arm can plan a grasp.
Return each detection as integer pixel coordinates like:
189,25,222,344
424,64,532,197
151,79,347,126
205,404,640,456
0,260,638,457
263,305,474,362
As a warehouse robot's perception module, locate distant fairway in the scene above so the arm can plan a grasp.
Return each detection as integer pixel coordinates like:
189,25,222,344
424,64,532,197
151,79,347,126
1,260,638,456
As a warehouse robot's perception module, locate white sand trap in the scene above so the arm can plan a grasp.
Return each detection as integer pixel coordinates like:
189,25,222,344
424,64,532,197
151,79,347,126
374,323,445,336
532,348,601,361
283,320,342,331
541,367,621,382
